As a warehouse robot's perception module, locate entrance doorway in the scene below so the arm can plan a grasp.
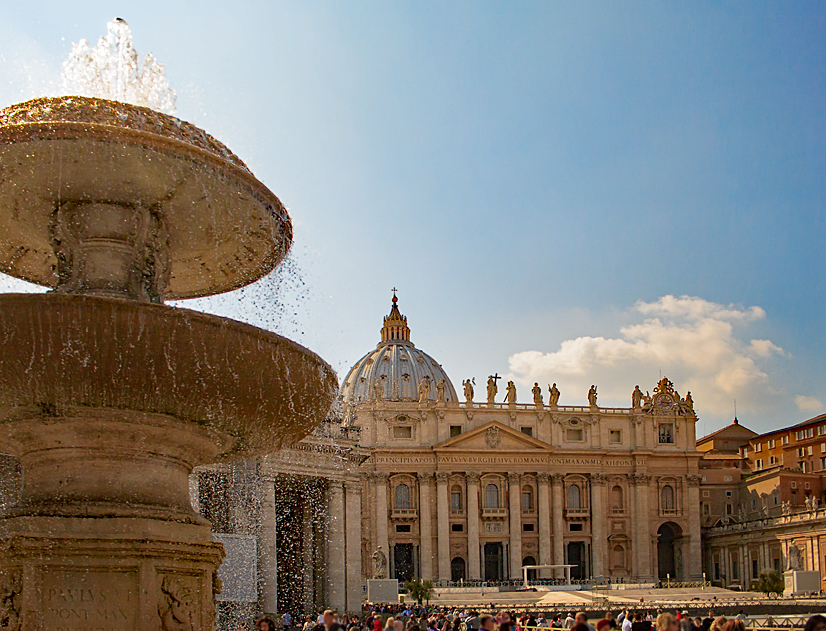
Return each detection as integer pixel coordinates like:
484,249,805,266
484,542,503,581
657,522,681,579
451,557,466,582
394,543,414,582
523,556,537,581
567,542,586,580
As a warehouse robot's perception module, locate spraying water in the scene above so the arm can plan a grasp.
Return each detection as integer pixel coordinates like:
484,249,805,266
61,17,177,114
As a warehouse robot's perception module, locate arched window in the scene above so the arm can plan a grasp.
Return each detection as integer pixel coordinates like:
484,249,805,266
522,485,534,511
451,557,466,582
611,544,625,569
610,485,624,511
568,484,581,509
450,485,463,511
395,483,410,510
662,485,675,511
485,483,499,509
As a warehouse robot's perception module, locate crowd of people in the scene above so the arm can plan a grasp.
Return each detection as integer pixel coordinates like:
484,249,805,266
243,609,826,631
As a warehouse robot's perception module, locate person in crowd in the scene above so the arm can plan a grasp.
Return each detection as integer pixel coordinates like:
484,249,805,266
617,612,627,627
596,619,611,631
255,618,276,631
574,613,594,631
804,616,826,631
552,614,563,628
466,612,481,631
655,614,677,631
480,615,496,631
604,613,616,630
691,618,703,631
570,624,591,631
709,617,726,631
395,619,405,631
621,613,633,631
679,612,692,631
701,613,714,631
564,614,575,629
720,622,744,631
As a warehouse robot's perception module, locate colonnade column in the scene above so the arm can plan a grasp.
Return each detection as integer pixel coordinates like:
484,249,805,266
259,479,278,614
328,481,347,612
537,473,552,578
552,474,565,577
418,473,434,580
436,472,451,581
373,473,389,567
687,474,703,579
590,474,606,578
466,472,481,580
508,473,523,579
633,474,653,580
345,480,363,613
302,499,315,613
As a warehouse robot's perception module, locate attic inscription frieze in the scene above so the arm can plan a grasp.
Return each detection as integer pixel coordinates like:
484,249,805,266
373,455,638,466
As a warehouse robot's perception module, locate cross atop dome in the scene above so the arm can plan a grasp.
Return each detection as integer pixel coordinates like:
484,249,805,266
380,288,412,346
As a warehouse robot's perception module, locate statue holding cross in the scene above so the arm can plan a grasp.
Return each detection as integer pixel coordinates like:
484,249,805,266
487,373,501,405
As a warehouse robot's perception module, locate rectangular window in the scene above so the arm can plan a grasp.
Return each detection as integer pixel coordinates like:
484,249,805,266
770,439,776,449
449,425,462,438
569,523,583,532
609,430,622,444
792,481,798,489
783,436,790,444
770,456,778,465
732,559,739,580
522,523,535,532
756,459,763,470
394,426,412,439
752,559,758,580
819,426,826,436
821,443,826,453
658,424,674,444
724,476,733,482
821,458,826,471
714,561,720,581
450,492,462,511
703,503,709,515
809,428,815,438
522,492,532,511
774,558,780,572
703,490,710,498
726,503,733,515
520,426,533,437
755,442,762,453
566,428,583,442
809,445,814,456
806,482,811,489
751,499,756,509
800,462,808,473
451,523,463,532
726,490,733,497
396,524,411,533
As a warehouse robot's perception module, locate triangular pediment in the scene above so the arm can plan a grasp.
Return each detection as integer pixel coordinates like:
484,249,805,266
434,420,551,451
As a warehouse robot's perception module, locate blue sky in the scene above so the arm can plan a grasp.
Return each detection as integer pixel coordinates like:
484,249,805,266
0,2,823,436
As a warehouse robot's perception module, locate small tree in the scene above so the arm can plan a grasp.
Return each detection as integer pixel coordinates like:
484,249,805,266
757,570,784,596
404,578,435,605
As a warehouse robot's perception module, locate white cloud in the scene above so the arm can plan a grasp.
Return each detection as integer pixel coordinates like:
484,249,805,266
795,395,824,413
507,295,786,419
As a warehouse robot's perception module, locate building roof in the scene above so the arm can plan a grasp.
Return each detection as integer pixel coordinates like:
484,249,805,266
696,419,758,447
751,411,826,440
340,294,457,405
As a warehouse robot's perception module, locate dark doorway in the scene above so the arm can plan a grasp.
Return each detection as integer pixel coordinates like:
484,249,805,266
523,556,537,581
484,542,503,581
567,542,586,580
451,557,466,582
657,523,679,579
394,543,414,582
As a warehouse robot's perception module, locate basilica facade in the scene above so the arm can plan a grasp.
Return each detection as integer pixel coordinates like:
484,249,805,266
341,296,704,585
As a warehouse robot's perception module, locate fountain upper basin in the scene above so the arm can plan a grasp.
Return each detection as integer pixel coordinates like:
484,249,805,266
0,293,337,461
0,96,292,300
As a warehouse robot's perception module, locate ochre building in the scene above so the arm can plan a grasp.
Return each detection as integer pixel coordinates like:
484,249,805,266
341,296,704,584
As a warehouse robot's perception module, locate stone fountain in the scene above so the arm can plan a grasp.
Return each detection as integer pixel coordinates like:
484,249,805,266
0,83,336,630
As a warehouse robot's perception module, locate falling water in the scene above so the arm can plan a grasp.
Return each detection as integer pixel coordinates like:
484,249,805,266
61,17,177,114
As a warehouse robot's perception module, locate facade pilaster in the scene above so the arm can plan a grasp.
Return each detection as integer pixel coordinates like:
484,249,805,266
687,474,703,579
466,472,481,580
418,472,435,580
373,473,389,567
436,472,451,581
590,474,607,578
633,474,653,580
537,473,552,578
259,479,278,615
508,472,523,579
345,480,363,613
328,481,347,612
551,473,565,577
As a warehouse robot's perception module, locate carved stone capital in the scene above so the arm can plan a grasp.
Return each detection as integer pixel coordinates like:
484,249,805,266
373,472,389,485
417,472,435,485
465,472,481,485
436,472,451,483
507,472,522,485
550,473,564,486
687,474,703,487
537,472,552,485
590,473,608,486
344,480,362,492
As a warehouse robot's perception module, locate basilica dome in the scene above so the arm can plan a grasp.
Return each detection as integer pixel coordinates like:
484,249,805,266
341,294,457,404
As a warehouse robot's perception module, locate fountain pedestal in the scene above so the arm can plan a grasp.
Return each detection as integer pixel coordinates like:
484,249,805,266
0,98,337,630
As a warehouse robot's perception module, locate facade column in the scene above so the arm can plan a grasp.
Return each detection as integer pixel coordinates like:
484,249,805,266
259,479,278,615
436,472,451,581
537,473,552,578
552,474,565,577
687,474,703,579
590,474,607,578
345,480,363,613
302,499,314,614
418,472,435,580
466,472,481,580
508,473,523,579
328,481,347,612
634,474,653,580
374,473,389,565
